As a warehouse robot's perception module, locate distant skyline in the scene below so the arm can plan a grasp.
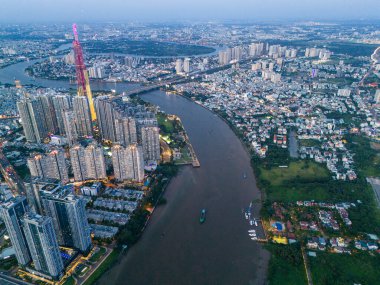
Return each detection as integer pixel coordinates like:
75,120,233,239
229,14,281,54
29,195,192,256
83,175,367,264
0,0,379,23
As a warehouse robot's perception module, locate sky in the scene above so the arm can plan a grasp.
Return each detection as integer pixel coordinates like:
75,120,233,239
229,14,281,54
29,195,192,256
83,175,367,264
0,0,379,23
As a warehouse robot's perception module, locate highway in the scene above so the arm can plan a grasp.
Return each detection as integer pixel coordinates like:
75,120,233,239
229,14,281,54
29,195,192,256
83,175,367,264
0,131,26,196
0,150,25,196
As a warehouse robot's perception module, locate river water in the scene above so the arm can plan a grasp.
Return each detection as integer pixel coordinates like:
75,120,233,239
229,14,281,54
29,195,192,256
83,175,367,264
99,91,269,285
0,59,140,92
0,59,269,285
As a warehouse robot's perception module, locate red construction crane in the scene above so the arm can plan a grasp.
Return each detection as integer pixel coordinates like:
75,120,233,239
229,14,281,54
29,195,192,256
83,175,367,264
72,23,97,121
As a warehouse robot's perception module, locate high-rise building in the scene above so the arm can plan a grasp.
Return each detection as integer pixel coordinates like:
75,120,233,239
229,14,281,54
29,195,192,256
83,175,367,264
84,143,107,180
175,59,183,74
69,144,86,181
141,126,160,162
0,183,13,202
63,51,75,65
0,197,31,266
88,66,105,79
51,95,72,135
183,58,191,73
268,45,280,57
27,148,69,184
37,95,58,135
70,143,106,181
24,177,61,215
73,96,92,137
112,144,144,182
218,50,231,65
249,43,264,57
22,213,64,279
94,96,118,142
42,186,92,253
63,110,79,146
115,117,137,146
17,98,49,143
231,46,242,61
375,89,380,104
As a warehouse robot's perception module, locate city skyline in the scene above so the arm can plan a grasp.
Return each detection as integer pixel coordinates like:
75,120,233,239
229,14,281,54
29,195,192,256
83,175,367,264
0,0,379,23
0,5,379,283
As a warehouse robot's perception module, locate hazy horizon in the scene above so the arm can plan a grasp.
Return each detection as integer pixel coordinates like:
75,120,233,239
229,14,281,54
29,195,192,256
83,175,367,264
0,0,379,23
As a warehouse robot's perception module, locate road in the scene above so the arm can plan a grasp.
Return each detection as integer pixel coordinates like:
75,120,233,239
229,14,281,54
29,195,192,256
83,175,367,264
0,150,25,195
366,177,380,208
0,273,33,285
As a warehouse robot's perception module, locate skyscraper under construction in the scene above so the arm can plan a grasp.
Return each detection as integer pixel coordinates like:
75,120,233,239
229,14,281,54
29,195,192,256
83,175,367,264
72,23,97,121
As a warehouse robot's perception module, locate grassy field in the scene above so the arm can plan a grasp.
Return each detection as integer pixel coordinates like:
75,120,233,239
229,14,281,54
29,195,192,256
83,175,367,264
63,276,75,285
309,252,380,285
299,139,320,147
266,244,307,285
348,135,380,178
157,113,175,134
89,247,106,263
83,249,119,285
259,160,331,202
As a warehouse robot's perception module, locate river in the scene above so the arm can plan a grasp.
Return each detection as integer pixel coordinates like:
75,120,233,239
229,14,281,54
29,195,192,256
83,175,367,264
0,59,269,284
0,59,140,92
98,91,269,285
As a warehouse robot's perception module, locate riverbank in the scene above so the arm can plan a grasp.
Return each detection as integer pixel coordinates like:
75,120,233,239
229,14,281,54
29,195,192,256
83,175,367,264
168,90,380,285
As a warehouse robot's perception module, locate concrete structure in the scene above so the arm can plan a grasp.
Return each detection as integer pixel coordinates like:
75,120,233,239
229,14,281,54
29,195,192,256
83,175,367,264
42,186,92,253
183,58,191,73
141,126,160,162
70,142,106,181
27,148,68,184
51,95,72,135
115,117,137,146
94,96,118,142
112,144,144,182
22,213,64,279
17,98,49,143
175,59,183,74
73,96,92,137
63,110,79,146
24,178,61,215
0,197,31,266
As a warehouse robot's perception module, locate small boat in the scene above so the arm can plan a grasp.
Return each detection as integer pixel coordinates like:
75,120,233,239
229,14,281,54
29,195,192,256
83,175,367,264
199,209,206,223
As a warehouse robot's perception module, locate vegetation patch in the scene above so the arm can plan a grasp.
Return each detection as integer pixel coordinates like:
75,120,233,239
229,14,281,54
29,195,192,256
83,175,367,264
83,249,119,285
266,244,307,285
347,135,380,177
89,247,106,263
309,252,380,285
257,160,332,203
